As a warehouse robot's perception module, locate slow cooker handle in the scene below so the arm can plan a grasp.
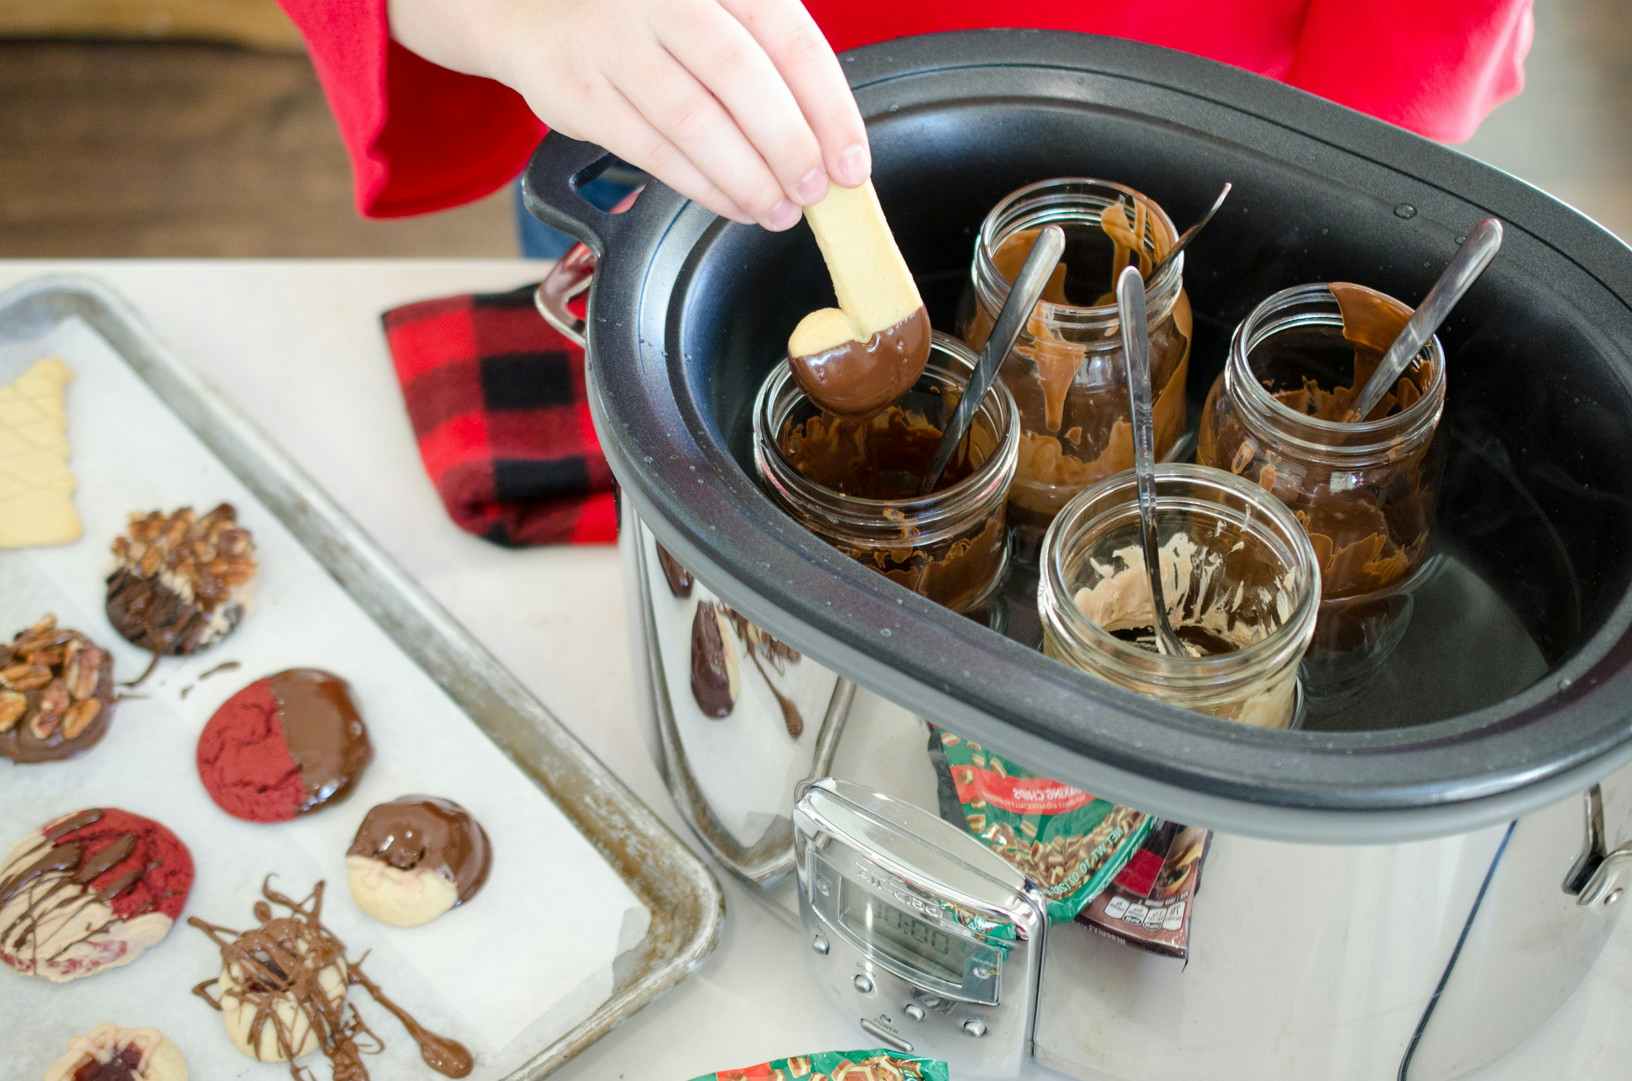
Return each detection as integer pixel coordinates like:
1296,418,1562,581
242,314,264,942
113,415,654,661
522,132,635,255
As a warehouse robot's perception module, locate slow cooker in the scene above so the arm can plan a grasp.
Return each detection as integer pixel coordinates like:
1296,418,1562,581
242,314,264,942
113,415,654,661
524,31,1632,1081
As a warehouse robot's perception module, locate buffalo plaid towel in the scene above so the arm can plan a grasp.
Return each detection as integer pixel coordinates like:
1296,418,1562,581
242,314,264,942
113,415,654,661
382,283,617,546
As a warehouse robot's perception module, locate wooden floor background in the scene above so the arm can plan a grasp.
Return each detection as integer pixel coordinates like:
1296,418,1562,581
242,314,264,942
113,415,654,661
1,0,1626,257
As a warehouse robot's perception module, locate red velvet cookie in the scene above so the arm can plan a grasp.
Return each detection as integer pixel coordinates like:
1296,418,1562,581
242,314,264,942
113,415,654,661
196,669,372,823
0,807,194,982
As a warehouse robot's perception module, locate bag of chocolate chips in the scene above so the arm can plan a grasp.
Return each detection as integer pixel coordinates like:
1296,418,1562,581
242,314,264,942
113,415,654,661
693,1049,949,1080
1078,820,1210,960
930,730,1153,923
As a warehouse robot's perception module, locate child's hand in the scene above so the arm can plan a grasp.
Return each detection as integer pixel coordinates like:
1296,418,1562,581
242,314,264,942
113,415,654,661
389,0,870,230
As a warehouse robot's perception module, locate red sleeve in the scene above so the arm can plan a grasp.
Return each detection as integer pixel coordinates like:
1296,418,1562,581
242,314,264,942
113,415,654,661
1286,0,1533,143
275,0,542,219
280,0,1532,219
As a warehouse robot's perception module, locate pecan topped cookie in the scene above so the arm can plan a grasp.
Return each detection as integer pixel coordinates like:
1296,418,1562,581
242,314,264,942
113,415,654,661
0,614,114,764
105,504,258,655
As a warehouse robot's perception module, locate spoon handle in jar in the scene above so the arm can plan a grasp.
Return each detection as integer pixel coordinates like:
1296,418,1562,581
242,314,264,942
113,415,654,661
1346,218,1503,422
920,224,1066,495
1118,265,1186,658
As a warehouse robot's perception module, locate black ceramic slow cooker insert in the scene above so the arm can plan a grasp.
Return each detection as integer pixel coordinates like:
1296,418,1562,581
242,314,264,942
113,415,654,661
524,30,1632,842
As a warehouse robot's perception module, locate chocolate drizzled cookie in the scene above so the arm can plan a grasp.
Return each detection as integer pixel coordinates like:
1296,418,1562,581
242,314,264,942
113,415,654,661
106,504,258,655
0,614,115,763
190,878,473,1080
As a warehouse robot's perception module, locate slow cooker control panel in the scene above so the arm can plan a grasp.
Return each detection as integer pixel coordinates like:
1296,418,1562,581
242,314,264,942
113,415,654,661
792,778,1046,1078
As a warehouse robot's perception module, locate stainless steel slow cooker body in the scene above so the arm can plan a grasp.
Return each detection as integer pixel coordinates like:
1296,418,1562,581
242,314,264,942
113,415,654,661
526,30,1632,843
527,30,1632,1079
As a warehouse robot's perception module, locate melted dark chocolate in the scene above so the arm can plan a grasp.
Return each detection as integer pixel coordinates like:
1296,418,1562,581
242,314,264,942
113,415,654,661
348,796,491,905
787,306,932,416
776,404,982,499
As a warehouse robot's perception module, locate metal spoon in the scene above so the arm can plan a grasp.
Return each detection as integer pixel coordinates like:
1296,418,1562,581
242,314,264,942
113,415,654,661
920,224,1067,494
1147,181,1232,282
1117,264,1186,658
1346,218,1503,422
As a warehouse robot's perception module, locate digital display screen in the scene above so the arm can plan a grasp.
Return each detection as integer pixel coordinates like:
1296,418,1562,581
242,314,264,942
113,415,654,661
838,881,977,984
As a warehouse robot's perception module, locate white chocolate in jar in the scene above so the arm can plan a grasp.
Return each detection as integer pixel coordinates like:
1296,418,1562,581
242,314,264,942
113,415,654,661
1070,532,1300,728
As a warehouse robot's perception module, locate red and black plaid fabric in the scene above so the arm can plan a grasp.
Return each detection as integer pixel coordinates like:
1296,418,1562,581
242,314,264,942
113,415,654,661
382,283,617,547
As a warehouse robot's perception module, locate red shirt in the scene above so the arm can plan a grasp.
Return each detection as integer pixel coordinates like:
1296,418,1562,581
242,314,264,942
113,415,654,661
277,1,1533,219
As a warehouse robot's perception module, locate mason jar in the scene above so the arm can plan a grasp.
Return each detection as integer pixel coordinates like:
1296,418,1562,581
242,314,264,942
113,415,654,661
1038,464,1321,728
960,178,1193,558
754,332,1019,616
1195,282,1447,698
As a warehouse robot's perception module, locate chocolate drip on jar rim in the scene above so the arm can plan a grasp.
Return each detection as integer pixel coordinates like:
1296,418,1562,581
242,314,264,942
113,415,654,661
787,306,931,417
348,796,492,904
189,877,473,1080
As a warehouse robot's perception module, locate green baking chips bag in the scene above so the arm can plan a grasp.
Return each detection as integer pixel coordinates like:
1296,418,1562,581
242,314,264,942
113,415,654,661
696,1049,950,1080
932,730,1153,923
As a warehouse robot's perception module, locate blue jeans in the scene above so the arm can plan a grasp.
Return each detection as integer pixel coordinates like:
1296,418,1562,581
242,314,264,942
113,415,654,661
515,169,641,259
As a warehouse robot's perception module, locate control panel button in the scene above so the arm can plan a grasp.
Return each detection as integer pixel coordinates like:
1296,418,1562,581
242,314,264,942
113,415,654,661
903,1003,925,1022
917,994,944,1010
853,974,875,994
812,934,830,956
961,1019,989,1038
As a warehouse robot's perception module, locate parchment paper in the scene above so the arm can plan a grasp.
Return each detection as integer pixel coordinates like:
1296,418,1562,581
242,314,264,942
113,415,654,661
1,316,649,1081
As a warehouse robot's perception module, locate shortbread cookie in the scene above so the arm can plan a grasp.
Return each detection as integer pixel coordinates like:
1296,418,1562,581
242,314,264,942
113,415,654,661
0,357,81,548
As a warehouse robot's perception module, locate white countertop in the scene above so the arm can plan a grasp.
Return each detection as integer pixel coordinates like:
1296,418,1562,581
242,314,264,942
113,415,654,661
1,260,1624,1081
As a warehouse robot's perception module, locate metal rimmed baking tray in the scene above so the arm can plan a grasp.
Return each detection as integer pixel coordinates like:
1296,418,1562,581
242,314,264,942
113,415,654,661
0,273,723,1078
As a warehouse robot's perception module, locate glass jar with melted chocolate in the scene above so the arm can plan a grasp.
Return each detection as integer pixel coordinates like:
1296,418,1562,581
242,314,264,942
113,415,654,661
1195,283,1447,699
960,179,1193,558
753,332,1019,616
1038,465,1321,728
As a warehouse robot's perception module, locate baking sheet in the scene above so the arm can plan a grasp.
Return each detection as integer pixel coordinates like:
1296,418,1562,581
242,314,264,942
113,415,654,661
0,286,711,1080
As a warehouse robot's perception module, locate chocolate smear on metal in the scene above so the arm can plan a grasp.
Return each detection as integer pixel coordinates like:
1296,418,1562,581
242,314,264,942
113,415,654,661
654,544,694,598
190,877,473,1080
721,608,804,738
689,602,735,718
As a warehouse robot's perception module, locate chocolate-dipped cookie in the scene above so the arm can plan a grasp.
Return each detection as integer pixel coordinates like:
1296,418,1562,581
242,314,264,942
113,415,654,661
0,808,194,983
41,1024,188,1081
196,669,372,823
106,504,257,655
190,878,473,1078
346,796,492,927
0,614,114,764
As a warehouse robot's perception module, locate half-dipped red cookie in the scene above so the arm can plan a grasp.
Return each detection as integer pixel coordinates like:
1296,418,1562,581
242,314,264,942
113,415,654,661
347,796,492,927
196,669,372,823
41,1024,188,1081
0,808,194,983
106,504,257,656
0,614,115,764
